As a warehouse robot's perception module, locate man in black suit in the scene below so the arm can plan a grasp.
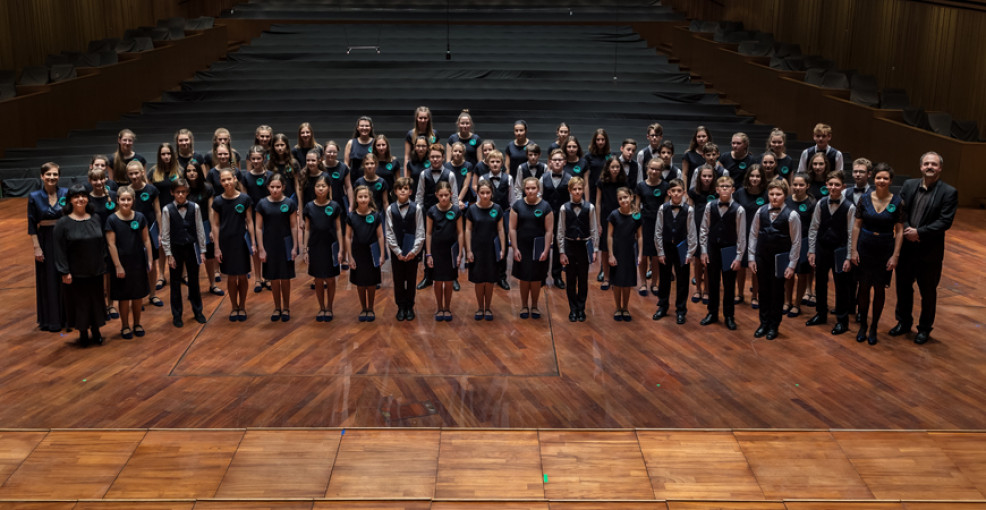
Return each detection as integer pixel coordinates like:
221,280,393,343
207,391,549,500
889,152,958,344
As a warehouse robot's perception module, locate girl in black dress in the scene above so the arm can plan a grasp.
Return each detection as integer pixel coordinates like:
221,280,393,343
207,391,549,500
634,158,668,296
595,157,626,288
108,129,147,184
347,186,386,322
372,134,399,190
447,110,481,165
404,106,439,169
269,133,299,200
504,120,532,175
732,165,767,308
682,126,711,189
785,172,817,317
466,180,507,321
355,154,390,212
688,165,717,304
149,143,182,284
303,175,344,322
765,128,796,182
184,165,222,296
563,136,588,179
105,186,153,339
292,122,323,166
126,162,164,309
29,162,68,332
549,122,570,152
585,128,612,202
204,128,241,170
299,149,327,247
426,182,463,321
344,116,375,181
242,145,272,293
175,128,206,177
54,184,108,346
323,141,354,215
406,135,431,191
607,187,643,321
88,166,118,319
206,144,238,197
510,177,554,319
256,174,299,322
211,168,256,322
851,164,904,345
254,124,273,155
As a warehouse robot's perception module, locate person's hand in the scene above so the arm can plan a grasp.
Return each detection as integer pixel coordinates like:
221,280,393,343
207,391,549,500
701,253,709,265
887,255,898,271
62,274,72,285
658,255,666,265
851,251,859,266
841,259,851,273
34,247,44,262
349,256,357,270
467,251,475,263
427,257,434,268
609,254,617,266
903,227,920,242
168,255,177,269
259,249,267,263
560,254,569,266
513,249,522,262
379,253,386,267
808,253,816,268
539,249,548,262
749,260,757,274
730,259,740,272
214,249,223,263
784,266,794,279
117,267,126,279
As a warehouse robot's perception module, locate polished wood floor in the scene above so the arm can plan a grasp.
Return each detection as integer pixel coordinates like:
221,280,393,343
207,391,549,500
0,428,984,506
3,198,986,429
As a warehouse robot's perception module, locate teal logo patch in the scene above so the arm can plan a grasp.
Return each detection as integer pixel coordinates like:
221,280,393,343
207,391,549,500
424,161,431,169
469,139,477,146
331,172,340,180
707,195,715,202
460,167,468,176
445,210,456,221
798,203,808,213
781,166,790,175
374,181,383,191
324,205,334,216
130,220,140,230
429,136,437,144
738,162,747,170
887,204,897,213
256,177,264,186
573,165,582,174
653,189,662,197
58,197,66,207
821,187,830,195
279,203,289,213
106,201,115,210
235,203,245,214
756,197,765,206
632,212,641,220
365,214,375,224
533,209,544,218
386,163,393,171
489,209,498,218
140,192,150,202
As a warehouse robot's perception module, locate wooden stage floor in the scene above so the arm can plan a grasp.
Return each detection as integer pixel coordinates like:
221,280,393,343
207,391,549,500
2,198,986,430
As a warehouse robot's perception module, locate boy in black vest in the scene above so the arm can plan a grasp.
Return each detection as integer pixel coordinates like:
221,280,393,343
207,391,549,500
416,144,458,290
557,177,599,322
543,149,572,288
748,179,802,340
512,143,545,207
797,123,844,176
160,179,208,327
386,177,425,320
699,176,746,330
654,179,696,324
806,170,855,335
482,150,514,290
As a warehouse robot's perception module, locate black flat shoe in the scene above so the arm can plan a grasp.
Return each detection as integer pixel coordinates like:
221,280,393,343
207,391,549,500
173,317,183,328
475,310,485,321
484,310,493,321
914,331,930,345
765,328,779,340
133,325,145,337
254,281,264,293
725,317,737,330
530,308,541,319
888,322,910,337
366,311,375,322
613,310,623,321
270,309,282,322
569,311,577,322
149,296,164,307
519,307,529,319
856,324,868,343
754,324,767,338
452,280,460,291
676,313,686,324
498,279,511,290
280,310,290,322
416,278,432,290
155,278,167,290
652,308,667,320
396,308,406,321
805,314,827,326
209,286,225,296
867,333,879,345
405,308,415,321
622,310,632,322
700,314,717,326
121,327,133,340
831,322,848,335
577,310,586,322
597,271,605,282
229,311,238,322
237,310,247,322
554,278,566,290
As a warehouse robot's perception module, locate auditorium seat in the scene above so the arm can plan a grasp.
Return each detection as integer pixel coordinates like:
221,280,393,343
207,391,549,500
927,111,952,136
49,64,77,83
820,70,849,89
951,120,983,142
0,70,16,100
849,74,879,107
17,66,49,86
880,88,909,109
902,107,932,131
186,16,216,30
804,68,826,86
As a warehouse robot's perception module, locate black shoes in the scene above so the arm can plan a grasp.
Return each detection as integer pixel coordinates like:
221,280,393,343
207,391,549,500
416,277,432,290
914,330,931,345
652,307,667,321
453,280,460,292
831,322,848,335
888,322,911,337
676,312,686,324
805,314,827,326
498,278,510,291
700,314,718,326
765,328,778,340
194,312,207,324
856,324,868,343
569,311,578,322
173,317,183,328
578,310,586,322
553,277,566,289
725,317,737,330
396,308,407,321
405,308,416,321
754,324,767,338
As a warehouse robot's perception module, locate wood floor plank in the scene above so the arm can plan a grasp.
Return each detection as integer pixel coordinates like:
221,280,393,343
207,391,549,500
0,432,48,486
193,503,313,509
833,431,984,500
637,430,764,500
312,502,431,509
0,504,76,510
324,429,440,499
930,432,986,496
786,503,904,510
104,430,244,499
0,430,144,499
666,503,783,510
74,503,195,510
433,503,549,510
215,430,340,498
550,503,667,510
734,431,872,499
435,430,544,500
904,504,986,510
538,430,654,500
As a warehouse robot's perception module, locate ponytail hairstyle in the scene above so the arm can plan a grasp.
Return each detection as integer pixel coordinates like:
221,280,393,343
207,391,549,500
456,109,474,136
112,129,136,182
616,186,639,214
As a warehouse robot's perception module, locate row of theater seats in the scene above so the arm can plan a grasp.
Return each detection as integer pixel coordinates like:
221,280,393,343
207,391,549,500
687,19,982,142
0,17,214,99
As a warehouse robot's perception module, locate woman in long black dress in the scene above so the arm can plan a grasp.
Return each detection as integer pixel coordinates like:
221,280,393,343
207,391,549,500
88,165,118,319
347,185,386,322
303,175,344,322
466,180,506,321
148,143,182,285
126,161,164,309
635,158,668,296
585,128,612,203
105,186,153,339
211,168,256,321
29,162,68,332
595,157,626,288
851,163,904,345
185,165,222,296
256,174,299,322
53,184,108,346
510,177,553,319
426,182,463,321
607,187,643,321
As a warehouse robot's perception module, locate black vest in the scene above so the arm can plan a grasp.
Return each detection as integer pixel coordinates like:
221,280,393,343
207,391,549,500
756,205,793,257
422,168,453,210
817,197,850,249
390,201,418,257
639,146,657,169
484,172,512,209
662,203,690,248
518,162,546,182
563,202,592,239
804,146,839,173
708,202,739,248
167,202,198,246
541,172,571,212
622,158,640,185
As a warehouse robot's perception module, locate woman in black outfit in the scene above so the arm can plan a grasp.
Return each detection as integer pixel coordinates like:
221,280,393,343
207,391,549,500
29,162,68,332
53,184,108,346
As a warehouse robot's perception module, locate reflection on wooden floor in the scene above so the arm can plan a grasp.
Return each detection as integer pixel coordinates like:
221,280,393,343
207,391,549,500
0,428,985,506
2,200,986,429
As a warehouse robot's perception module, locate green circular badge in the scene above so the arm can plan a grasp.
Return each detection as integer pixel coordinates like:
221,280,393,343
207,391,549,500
256,177,264,186
821,187,830,196
653,189,662,197
58,197,66,207
605,154,613,161
140,192,150,202
798,203,808,213
424,161,431,169
324,205,334,216
365,214,375,224
887,204,897,213
106,201,116,210
469,139,477,146
632,212,641,220
371,182,381,192
170,174,179,181
386,163,393,171
279,203,289,213
781,166,790,175
429,136,437,144
489,209,498,218
756,197,765,206
534,209,544,218
331,171,340,180
460,167,468,176
739,162,747,170
707,195,715,202
573,165,582,174
235,203,245,214
130,220,140,230
445,210,456,220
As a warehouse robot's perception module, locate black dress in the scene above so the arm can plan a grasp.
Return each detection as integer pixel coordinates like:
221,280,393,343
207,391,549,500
376,160,398,191
148,169,179,207
733,188,766,268
856,193,903,288
325,162,351,210
53,215,107,333
90,191,119,227
466,203,502,284
355,177,389,212
608,210,642,287
105,212,150,300
511,199,552,282
304,200,342,278
635,181,669,257
347,211,382,286
28,187,68,330
688,187,716,234
132,183,161,259
786,195,817,273
448,133,481,164
596,181,622,251
428,204,461,282
256,197,297,280
212,193,253,276
241,170,273,208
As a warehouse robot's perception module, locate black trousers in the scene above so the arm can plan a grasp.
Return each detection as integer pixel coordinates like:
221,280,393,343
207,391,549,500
755,253,786,329
814,247,852,324
169,243,202,319
707,246,736,318
391,257,419,309
564,240,589,311
657,259,689,313
895,241,943,332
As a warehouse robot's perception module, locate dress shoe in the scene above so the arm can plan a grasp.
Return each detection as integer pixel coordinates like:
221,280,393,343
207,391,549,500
416,277,432,290
577,310,586,322
396,308,406,321
405,308,416,321
597,270,605,282
676,312,686,324
831,322,848,335
765,328,779,340
652,307,667,320
452,280,461,291
498,278,510,290
855,312,863,324
914,330,931,345
856,324,868,343
805,314,827,326
173,317,183,328
646,269,653,279
867,332,879,345
754,324,767,338
724,316,737,330
888,322,910,336
553,277,566,289
194,312,208,324
569,311,578,322
700,314,717,326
